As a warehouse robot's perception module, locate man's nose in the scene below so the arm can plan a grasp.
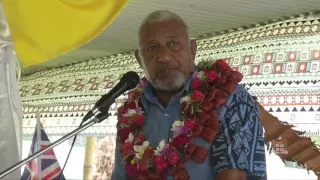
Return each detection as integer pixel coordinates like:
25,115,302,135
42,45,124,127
157,46,172,63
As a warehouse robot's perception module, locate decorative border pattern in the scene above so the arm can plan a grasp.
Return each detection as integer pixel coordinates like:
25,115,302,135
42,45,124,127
256,94,320,106
21,93,320,115
19,15,320,134
266,106,320,113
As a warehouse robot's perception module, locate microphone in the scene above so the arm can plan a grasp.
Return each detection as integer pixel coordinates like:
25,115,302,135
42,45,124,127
0,71,140,179
83,71,140,122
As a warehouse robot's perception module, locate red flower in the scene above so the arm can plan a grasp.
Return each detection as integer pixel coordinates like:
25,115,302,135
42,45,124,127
216,60,229,70
137,161,147,172
205,71,218,83
149,172,162,180
133,135,145,145
181,102,188,111
136,173,149,180
117,106,127,116
167,151,179,165
126,102,137,110
206,88,218,101
121,116,130,124
185,106,194,118
185,120,195,129
190,77,202,90
153,156,164,164
123,142,133,155
144,148,154,159
191,90,203,102
133,115,144,126
201,100,213,112
172,134,190,147
125,164,138,178
118,127,134,143
153,156,168,172
173,168,190,180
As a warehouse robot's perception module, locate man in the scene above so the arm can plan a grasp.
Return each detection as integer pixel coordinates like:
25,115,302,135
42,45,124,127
111,10,266,180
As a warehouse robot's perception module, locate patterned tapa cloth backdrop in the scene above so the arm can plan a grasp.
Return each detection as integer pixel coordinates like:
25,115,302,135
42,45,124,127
19,13,320,176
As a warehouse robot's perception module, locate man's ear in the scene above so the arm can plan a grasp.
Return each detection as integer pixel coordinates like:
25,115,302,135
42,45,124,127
190,39,197,61
134,50,142,68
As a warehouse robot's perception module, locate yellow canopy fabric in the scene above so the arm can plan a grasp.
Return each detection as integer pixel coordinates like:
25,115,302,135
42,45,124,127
2,0,129,67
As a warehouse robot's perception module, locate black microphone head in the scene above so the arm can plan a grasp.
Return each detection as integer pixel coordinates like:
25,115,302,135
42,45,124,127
120,71,140,90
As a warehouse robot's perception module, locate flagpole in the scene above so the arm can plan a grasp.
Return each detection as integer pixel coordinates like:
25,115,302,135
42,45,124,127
0,113,113,178
36,111,42,180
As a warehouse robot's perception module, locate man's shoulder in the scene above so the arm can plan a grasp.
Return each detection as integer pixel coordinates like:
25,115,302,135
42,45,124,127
232,84,249,96
229,84,254,104
225,84,256,109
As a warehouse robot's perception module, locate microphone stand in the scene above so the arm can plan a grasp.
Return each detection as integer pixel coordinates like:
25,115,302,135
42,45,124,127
0,112,111,179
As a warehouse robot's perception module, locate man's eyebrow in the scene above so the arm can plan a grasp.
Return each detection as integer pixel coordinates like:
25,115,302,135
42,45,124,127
142,40,156,47
164,35,177,39
143,36,178,47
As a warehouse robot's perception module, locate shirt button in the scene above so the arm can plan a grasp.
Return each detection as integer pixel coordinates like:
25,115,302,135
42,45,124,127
165,114,168,116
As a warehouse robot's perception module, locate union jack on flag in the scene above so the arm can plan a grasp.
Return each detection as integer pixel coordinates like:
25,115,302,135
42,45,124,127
21,123,66,180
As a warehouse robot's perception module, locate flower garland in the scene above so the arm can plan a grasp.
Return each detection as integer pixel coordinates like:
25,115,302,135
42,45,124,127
116,60,243,180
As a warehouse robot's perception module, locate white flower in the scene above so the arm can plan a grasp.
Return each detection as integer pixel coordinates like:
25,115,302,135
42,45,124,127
197,71,206,80
123,109,136,117
125,133,134,144
133,141,149,159
171,120,184,128
180,95,191,104
154,140,169,156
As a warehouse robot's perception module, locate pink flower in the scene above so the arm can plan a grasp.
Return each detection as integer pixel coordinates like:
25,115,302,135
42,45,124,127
167,151,179,165
190,77,202,90
205,71,218,83
191,90,203,102
125,164,138,178
153,156,168,172
171,126,189,138
192,72,198,79
138,77,148,89
133,115,144,126
185,120,195,129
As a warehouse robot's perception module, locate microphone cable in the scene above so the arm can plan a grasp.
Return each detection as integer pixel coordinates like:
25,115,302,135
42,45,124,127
56,71,139,179
57,119,86,180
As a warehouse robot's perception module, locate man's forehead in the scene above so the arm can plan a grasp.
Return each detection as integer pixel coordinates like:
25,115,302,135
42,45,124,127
139,20,186,42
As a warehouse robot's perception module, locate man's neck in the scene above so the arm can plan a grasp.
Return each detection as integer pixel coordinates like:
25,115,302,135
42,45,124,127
155,90,180,108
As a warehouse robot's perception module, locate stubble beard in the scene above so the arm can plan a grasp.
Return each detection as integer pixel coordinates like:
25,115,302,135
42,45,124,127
142,58,195,92
151,71,186,92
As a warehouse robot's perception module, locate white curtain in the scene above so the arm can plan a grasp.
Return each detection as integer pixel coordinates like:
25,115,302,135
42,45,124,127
0,2,23,179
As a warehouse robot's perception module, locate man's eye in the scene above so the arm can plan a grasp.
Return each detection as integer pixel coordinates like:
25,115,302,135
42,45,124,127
147,45,156,51
169,42,178,47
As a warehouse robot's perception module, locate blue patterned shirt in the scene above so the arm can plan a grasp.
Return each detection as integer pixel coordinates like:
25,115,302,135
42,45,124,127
111,76,266,180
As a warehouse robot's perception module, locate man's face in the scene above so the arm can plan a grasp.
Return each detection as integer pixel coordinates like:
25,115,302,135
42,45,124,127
138,20,197,92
